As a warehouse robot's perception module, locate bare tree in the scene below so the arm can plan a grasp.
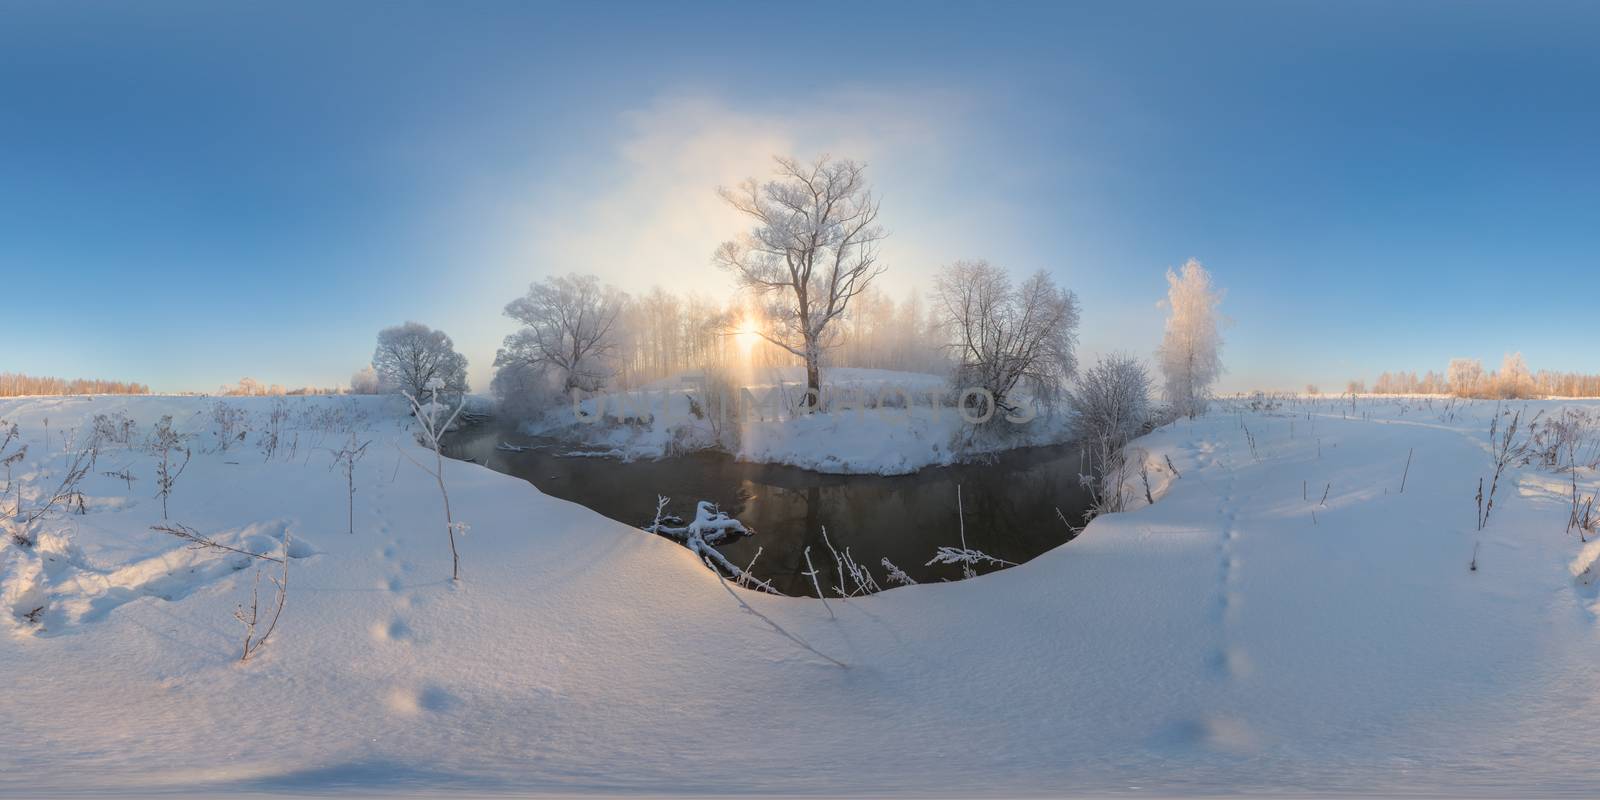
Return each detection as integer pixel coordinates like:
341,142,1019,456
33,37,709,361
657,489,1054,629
373,322,470,401
716,155,886,406
495,274,626,394
933,260,1080,416
1156,259,1225,418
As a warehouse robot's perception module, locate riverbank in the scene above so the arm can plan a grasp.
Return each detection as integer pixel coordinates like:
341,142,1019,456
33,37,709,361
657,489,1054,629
443,420,1097,595
4,393,1600,795
535,366,1075,475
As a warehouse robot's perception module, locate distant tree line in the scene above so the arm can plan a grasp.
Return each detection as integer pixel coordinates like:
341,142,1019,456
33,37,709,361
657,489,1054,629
217,377,344,396
1362,353,1600,399
0,372,150,397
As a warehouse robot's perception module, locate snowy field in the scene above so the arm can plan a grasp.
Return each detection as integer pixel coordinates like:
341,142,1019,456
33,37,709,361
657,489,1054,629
5,393,1600,795
540,366,1073,474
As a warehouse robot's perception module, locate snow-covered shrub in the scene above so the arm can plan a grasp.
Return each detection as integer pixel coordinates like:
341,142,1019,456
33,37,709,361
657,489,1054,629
257,397,289,461
491,361,563,422
1529,407,1600,470
1069,354,1152,449
3,438,97,548
149,415,190,520
90,411,137,447
1070,354,1154,519
209,401,248,452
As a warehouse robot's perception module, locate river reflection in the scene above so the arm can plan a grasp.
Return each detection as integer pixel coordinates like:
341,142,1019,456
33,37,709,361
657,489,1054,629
444,421,1093,596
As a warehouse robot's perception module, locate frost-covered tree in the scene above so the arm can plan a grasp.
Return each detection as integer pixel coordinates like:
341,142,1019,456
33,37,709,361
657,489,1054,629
716,155,886,406
349,365,381,394
934,260,1079,416
496,274,626,395
1156,259,1225,418
1497,352,1534,399
373,322,469,400
1068,354,1153,516
1447,358,1484,397
489,360,560,420
1069,354,1152,448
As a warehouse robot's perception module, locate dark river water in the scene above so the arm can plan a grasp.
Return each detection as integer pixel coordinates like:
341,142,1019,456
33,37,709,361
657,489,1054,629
443,421,1094,596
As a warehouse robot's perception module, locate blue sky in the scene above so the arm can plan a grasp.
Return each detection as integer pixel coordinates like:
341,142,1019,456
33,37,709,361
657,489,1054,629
3,1,1596,393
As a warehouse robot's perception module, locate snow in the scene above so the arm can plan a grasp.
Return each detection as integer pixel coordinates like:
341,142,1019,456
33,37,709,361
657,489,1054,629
539,366,1072,474
5,393,1600,795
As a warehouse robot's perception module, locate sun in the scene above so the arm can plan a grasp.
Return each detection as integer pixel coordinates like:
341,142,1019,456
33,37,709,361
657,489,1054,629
736,315,761,356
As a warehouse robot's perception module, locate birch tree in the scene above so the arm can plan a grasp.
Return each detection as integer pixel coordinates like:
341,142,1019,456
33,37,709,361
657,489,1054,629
1156,259,1225,418
715,156,886,406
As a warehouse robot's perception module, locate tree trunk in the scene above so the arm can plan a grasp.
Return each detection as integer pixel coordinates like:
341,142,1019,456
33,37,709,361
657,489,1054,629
805,358,821,409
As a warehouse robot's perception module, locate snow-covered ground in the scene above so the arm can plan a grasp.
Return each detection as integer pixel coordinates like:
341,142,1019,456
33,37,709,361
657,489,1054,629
5,393,1600,795
537,366,1073,474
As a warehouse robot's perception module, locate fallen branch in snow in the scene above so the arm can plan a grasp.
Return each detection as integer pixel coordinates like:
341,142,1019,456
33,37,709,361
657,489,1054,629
1165,454,1181,478
1400,447,1414,493
151,522,284,564
643,497,775,593
926,546,1016,569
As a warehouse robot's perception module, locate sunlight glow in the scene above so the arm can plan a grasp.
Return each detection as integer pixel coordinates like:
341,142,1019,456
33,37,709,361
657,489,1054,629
736,315,761,357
